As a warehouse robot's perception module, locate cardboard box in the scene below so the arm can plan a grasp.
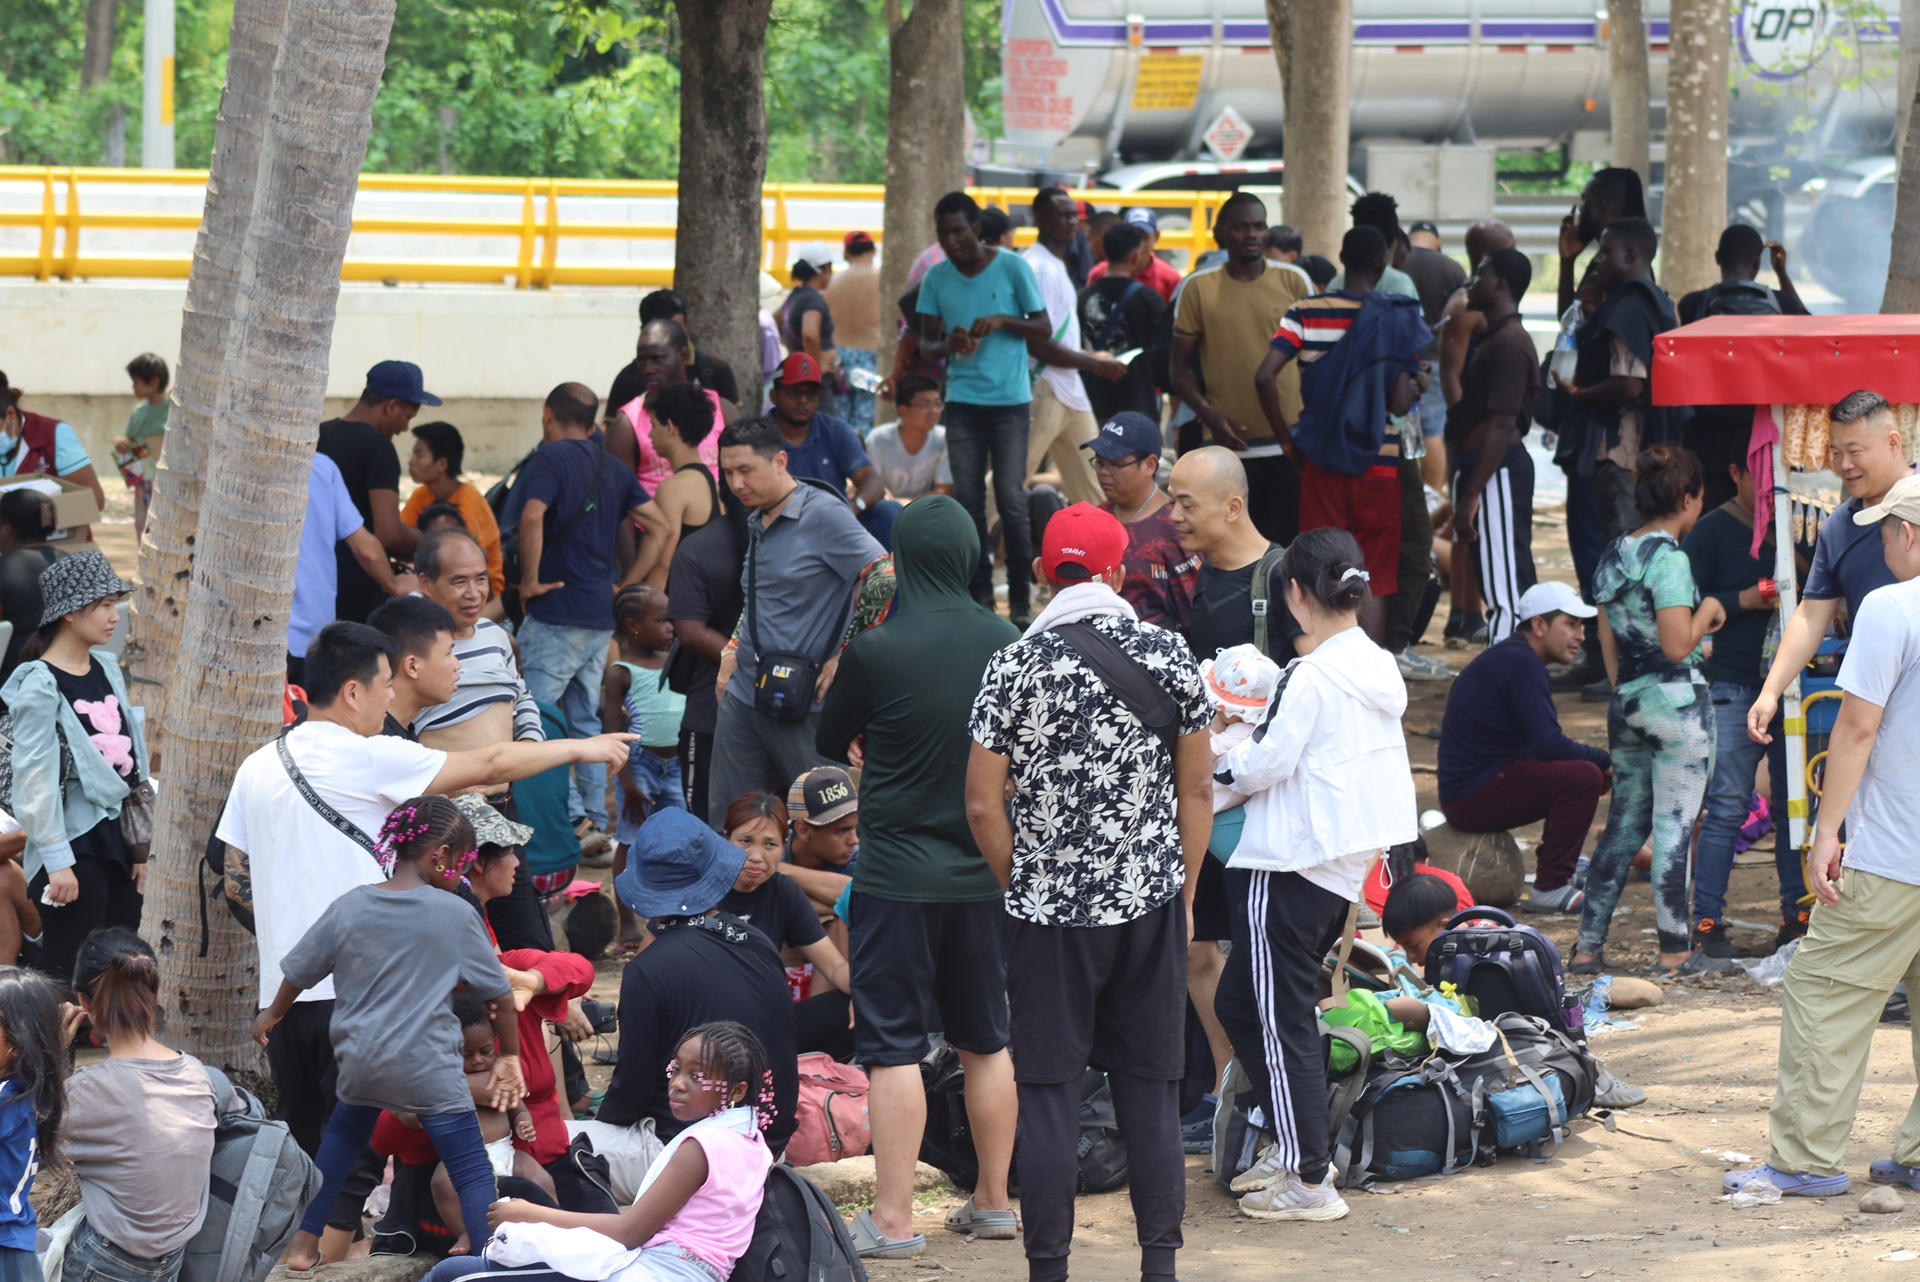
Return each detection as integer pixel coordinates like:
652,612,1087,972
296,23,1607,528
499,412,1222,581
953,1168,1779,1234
0,472,102,533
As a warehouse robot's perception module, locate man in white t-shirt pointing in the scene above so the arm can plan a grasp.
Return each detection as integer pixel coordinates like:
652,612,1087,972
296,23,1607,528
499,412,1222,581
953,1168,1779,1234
1727,474,1920,1200
217,620,635,1164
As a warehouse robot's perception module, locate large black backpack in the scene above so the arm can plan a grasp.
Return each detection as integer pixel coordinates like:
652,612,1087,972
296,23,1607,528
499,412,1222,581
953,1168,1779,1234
1424,907,1581,1034
733,1165,867,1282
917,1046,1127,1195
1695,279,1783,318
1332,1012,1599,1189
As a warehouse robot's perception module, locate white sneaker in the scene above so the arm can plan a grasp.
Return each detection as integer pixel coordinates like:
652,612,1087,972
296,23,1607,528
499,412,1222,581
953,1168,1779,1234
1228,1142,1289,1194
1396,648,1450,682
1238,1175,1350,1222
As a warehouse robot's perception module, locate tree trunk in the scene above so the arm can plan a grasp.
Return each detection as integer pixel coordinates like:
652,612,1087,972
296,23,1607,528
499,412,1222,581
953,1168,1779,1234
880,0,965,384
1265,0,1293,146
1897,0,1920,166
128,0,290,719
670,0,775,397
1660,0,1728,300
1606,0,1651,190
81,0,119,89
1886,66,1920,312
150,0,395,1070
1278,0,1349,257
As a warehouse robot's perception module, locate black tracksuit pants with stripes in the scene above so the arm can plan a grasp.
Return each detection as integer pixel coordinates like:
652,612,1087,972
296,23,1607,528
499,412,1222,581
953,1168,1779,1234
1213,868,1350,1186
1455,440,1537,643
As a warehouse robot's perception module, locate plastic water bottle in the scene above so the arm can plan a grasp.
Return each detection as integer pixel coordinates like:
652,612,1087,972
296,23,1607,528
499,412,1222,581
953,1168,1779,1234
1581,974,1614,1029
1549,327,1578,387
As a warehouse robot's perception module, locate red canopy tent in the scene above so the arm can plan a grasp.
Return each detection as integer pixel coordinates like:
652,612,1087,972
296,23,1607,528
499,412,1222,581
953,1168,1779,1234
1650,313,1920,857
1651,314,1920,407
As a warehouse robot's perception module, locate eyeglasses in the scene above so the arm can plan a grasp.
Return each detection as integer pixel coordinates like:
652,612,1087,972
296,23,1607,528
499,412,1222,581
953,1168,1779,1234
1091,454,1149,472
903,399,944,414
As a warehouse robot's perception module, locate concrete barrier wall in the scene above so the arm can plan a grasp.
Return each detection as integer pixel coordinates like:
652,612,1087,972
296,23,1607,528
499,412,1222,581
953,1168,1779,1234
0,281,661,474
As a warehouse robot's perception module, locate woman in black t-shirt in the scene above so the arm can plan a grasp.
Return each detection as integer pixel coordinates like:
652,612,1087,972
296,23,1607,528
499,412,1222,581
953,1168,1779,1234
0,551,150,986
715,791,852,1058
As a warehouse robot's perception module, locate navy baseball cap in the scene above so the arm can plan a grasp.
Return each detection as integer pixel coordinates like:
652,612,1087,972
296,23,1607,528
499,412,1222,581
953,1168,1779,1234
1082,411,1162,462
1125,207,1158,233
364,360,441,407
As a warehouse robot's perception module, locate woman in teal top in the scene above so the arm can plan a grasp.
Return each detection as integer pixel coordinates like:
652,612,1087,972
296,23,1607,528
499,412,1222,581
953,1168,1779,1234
1575,446,1727,976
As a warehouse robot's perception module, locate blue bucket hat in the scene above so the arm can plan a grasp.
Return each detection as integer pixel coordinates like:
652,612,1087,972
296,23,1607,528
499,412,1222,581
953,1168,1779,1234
614,809,746,918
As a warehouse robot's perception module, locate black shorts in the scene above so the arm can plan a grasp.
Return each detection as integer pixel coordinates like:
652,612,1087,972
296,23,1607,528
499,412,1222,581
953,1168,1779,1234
849,894,1011,1067
1006,896,1188,1084
1191,856,1231,943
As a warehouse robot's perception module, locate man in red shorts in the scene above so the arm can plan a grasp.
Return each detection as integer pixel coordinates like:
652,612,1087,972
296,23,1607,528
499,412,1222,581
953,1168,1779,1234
1255,225,1429,641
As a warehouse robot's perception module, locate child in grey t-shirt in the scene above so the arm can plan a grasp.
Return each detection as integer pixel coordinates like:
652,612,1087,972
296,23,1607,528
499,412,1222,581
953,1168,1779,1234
255,795,521,1268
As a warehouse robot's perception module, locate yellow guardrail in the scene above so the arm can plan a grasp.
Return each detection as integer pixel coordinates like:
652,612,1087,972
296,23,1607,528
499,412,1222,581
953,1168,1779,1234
0,167,1230,289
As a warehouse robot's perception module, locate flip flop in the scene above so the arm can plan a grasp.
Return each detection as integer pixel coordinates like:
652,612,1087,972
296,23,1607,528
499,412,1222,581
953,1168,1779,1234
944,1196,1018,1239
848,1209,925,1259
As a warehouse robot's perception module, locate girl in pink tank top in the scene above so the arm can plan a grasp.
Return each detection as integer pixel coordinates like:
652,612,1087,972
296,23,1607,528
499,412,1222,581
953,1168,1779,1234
467,1022,773,1282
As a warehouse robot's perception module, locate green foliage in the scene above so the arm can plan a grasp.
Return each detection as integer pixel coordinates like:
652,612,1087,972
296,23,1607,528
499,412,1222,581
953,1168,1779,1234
0,0,1001,181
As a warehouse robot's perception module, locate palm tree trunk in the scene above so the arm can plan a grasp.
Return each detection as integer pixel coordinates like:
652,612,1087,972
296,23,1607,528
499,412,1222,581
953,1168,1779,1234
670,0,775,397
1278,0,1349,257
880,0,966,384
127,0,290,727
1886,67,1920,312
1606,0,1651,191
1660,0,1729,300
150,0,396,1069
1265,0,1293,139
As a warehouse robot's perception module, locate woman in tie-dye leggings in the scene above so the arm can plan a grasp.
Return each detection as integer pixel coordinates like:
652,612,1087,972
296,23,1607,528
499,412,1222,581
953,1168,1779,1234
1575,446,1726,976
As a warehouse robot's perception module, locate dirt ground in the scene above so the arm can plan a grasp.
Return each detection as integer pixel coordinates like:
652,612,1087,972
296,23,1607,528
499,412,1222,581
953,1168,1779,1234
100,486,1900,1280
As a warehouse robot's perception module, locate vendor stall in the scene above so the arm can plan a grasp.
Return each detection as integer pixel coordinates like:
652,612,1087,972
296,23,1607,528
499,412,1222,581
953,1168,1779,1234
1651,314,1920,866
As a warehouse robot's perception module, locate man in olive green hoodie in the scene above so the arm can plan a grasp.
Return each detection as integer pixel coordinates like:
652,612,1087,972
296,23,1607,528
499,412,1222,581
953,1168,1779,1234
818,495,1021,1257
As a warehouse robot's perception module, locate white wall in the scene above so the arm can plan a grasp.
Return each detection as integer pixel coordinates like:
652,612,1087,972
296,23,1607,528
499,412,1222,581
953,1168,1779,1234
0,281,650,473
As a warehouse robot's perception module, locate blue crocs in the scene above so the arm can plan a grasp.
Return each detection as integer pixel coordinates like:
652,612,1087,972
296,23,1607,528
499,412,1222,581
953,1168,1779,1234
1871,1159,1920,1191
1723,1163,1851,1197
1181,1094,1216,1155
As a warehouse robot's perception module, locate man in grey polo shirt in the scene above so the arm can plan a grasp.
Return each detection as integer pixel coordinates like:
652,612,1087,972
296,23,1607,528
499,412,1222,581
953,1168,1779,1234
708,416,884,829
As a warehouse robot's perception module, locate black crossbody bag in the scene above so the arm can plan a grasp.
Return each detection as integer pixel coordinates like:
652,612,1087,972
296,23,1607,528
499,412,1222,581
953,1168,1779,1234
746,523,821,722
275,730,388,867
1055,621,1182,753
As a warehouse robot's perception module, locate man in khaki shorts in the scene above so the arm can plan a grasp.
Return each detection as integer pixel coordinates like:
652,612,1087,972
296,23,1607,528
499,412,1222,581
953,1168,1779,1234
1726,474,1920,1198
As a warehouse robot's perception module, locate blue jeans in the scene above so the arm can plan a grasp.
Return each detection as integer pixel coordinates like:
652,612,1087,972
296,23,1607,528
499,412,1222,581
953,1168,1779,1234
944,401,1033,615
858,498,901,550
1417,374,1446,441
615,747,686,845
1694,681,1806,924
518,616,613,829
64,1222,183,1282
301,1103,495,1248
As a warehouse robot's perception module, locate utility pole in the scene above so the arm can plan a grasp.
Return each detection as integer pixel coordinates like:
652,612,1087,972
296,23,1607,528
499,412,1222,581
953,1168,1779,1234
142,0,175,168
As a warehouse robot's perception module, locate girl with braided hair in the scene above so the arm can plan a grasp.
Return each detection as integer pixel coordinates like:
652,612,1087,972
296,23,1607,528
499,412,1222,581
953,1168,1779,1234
432,1020,773,1282
254,795,524,1273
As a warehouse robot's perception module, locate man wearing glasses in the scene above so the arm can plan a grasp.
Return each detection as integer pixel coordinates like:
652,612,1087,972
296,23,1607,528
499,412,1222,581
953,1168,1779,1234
865,373,955,503
1086,411,1199,635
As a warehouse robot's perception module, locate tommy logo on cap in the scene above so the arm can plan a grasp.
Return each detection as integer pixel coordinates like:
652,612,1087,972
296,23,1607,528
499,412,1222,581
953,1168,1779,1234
1041,503,1128,583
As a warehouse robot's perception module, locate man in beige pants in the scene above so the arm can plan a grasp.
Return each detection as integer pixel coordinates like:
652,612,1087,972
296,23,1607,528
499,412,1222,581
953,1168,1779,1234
1023,186,1129,506
1726,474,1920,1199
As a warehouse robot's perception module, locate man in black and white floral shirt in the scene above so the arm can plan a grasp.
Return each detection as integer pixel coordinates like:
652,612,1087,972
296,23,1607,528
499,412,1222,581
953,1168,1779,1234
966,502,1213,1282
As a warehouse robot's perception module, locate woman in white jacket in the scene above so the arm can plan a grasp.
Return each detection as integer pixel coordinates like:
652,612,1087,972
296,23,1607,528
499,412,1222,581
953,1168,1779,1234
1209,528,1418,1224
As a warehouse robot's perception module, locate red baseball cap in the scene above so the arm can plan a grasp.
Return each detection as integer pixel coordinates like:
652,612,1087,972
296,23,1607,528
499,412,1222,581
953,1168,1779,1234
775,352,823,387
843,230,876,254
1041,503,1128,583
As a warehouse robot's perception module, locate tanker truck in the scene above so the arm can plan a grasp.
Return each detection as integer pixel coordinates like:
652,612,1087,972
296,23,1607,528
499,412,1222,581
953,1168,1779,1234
988,0,1904,305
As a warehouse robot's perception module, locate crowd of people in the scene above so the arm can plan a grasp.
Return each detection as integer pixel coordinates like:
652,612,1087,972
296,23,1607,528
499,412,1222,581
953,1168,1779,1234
0,165,1911,1282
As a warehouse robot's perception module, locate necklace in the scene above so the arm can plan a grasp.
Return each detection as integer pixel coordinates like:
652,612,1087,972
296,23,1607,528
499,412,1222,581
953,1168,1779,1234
1127,489,1161,523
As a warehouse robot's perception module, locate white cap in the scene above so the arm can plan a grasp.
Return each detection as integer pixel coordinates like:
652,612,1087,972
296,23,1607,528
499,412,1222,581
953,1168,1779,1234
1854,473,1920,527
1516,581,1597,622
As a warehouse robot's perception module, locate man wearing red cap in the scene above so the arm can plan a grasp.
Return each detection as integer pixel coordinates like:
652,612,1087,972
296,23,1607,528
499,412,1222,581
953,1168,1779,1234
768,352,899,548
826,231,882,434
967,503,1212,1282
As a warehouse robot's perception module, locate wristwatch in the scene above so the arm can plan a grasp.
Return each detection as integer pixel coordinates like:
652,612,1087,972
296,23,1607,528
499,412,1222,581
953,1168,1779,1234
853,496,869,514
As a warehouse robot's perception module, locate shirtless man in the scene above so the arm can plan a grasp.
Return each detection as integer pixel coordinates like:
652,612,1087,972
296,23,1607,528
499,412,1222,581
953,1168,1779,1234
1435,220,1516,638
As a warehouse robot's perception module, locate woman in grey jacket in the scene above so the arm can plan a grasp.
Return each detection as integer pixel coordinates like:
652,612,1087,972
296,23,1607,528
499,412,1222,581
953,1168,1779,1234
0,552,149,985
